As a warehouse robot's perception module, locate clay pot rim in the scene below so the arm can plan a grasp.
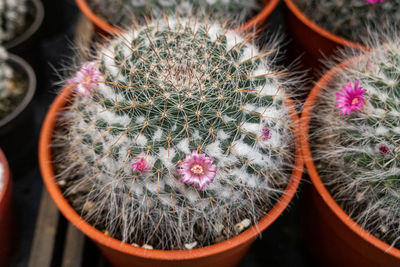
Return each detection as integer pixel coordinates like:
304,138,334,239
75,0,280,34
3,0,44,50
300,58,400,259
283,0,368,51
0,53,36,128
39,86,304,261
0,149,10,205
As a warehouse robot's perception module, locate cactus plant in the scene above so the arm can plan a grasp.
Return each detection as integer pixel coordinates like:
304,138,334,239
0,0,28,44
53,16,299,250
89,0,261,27
293,0,400,43
309,39,400,248
0,47,27,120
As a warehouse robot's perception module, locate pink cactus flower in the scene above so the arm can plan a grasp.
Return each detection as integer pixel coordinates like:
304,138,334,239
366,0,384,3
68,62,103,96
131,157,148,173
261,128,271,141
335,80,367,115
379,145,390,154
178,150,217,190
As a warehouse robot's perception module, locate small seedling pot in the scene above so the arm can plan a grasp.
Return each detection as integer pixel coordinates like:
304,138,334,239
283,0,367,74
0,53,36,172
39,86,304,267
75,0,280,36
0,148,14,266
300,60,400,266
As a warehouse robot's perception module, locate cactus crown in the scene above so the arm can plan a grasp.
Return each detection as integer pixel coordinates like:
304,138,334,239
54,16,298,250
0,0,28,44
310,39,400,248
293,0,400,43
90,0,261,27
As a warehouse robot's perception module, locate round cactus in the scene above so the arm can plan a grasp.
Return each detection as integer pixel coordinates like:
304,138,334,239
0,47,27,120
54,16,298,250
309,40,400,248
89,0,261,27
293,0,400,43
0,0,28,44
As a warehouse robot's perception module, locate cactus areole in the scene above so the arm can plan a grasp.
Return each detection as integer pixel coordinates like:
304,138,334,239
47,17,301,252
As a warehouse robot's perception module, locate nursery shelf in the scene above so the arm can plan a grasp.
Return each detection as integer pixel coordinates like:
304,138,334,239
28,189,108,267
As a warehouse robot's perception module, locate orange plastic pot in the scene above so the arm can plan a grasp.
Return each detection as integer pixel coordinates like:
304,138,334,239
75,0,280,36
283,0,368,72
300,60,400,266
0,149,14,266
39,86,303,267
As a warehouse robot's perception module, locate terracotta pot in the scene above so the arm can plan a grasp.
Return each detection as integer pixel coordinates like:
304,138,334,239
300,60,400,266
75,0,280,36
39,86,304,267
283,0,367,73
0,149,14,266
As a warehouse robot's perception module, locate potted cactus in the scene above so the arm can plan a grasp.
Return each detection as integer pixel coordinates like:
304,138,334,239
0,148,14,266
1,0,44,55
0,46,36,168
75,0,280,35
40,16,303,267
283,0,398,70
301,38,400,266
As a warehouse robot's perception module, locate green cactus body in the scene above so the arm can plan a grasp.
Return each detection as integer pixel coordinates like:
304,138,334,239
293,0,400,43
55,17,297,250
0,0,28,43
310,42,400,248
89,0,261,27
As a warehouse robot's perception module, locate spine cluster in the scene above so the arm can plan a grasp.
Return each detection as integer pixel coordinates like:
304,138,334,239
54,16,298,250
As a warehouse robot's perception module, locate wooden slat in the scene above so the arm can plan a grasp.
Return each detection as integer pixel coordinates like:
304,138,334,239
61,223,85,267
28,189,60,267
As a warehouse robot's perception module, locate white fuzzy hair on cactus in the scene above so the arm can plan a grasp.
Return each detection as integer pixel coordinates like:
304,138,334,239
309,31,400,249
52,15,300,250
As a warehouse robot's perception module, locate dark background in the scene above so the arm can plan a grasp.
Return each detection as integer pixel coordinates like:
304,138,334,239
5,1,318,266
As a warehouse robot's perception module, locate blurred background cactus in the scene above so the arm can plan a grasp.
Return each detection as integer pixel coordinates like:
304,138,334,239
0,47,27,120
0,0,28,43
293,0,400,43
53,16,299,250
89,0,261,27
309,39,400,248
